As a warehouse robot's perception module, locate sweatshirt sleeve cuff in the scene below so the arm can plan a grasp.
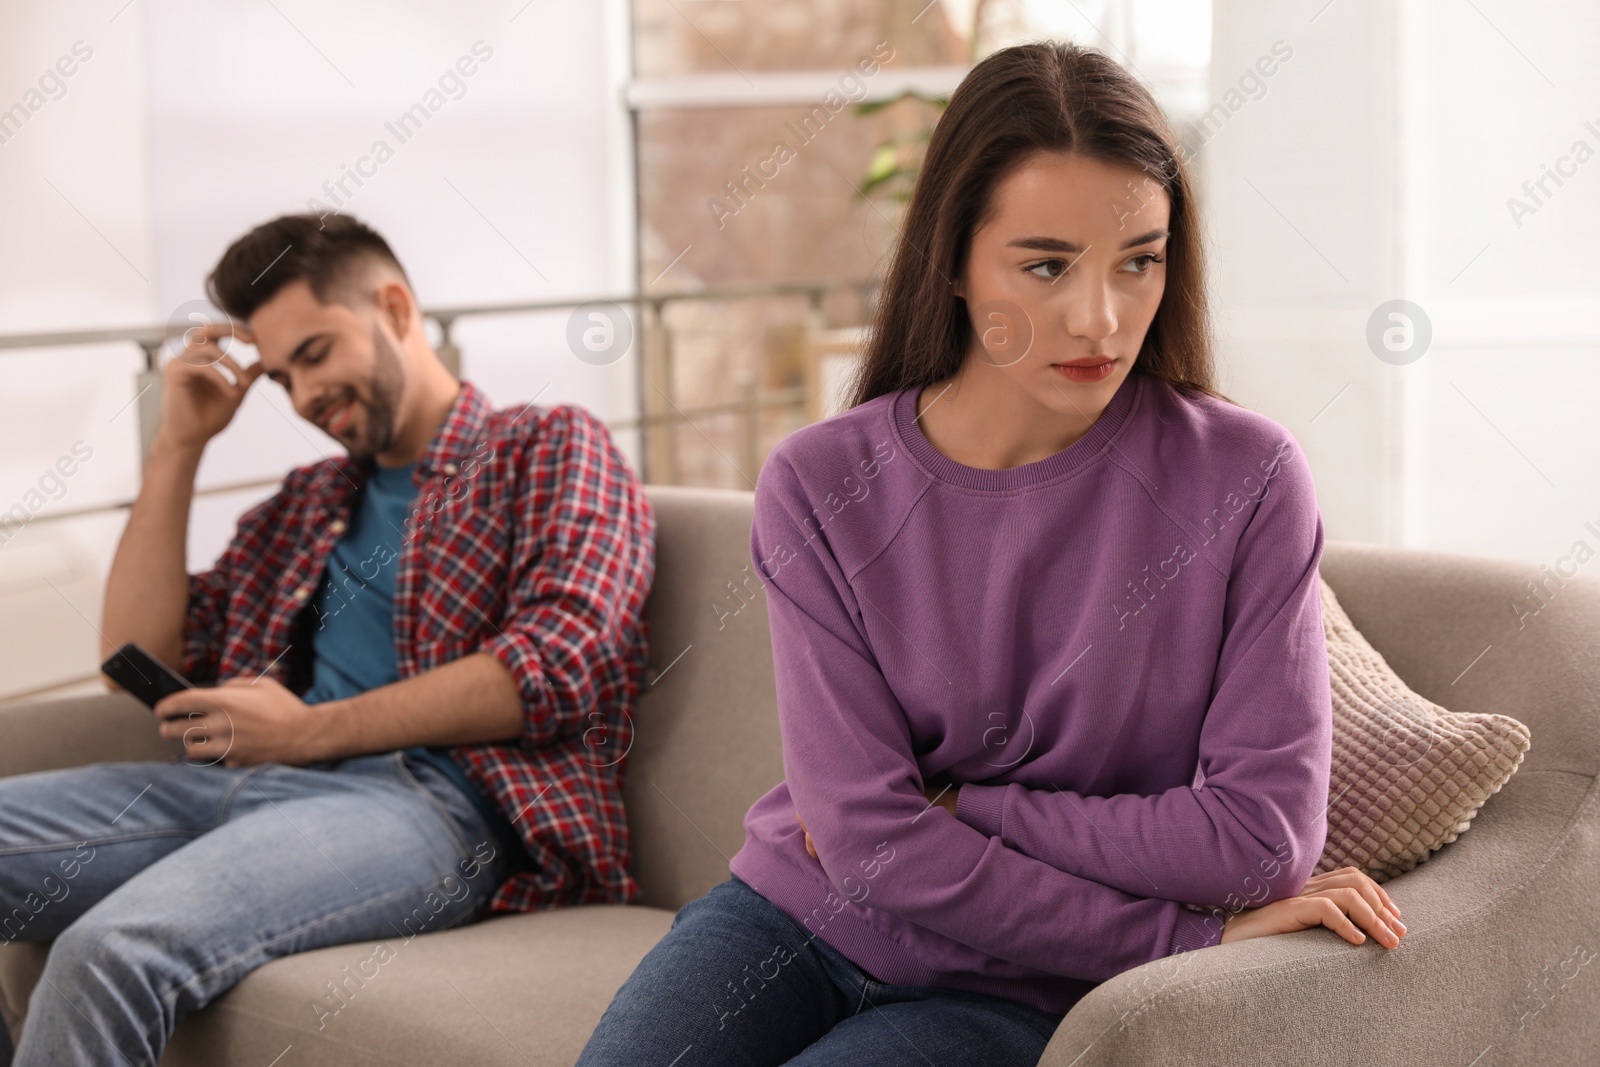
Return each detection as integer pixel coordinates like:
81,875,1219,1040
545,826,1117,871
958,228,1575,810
1170,904,1227,956
954,783,1007,839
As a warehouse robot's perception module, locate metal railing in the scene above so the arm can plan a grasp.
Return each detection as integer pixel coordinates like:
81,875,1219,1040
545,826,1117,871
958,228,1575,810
0,277,874,705
0,276,875,525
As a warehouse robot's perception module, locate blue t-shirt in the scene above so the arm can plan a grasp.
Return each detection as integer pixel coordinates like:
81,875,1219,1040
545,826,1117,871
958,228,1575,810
301,461,416,704
301,461,519,864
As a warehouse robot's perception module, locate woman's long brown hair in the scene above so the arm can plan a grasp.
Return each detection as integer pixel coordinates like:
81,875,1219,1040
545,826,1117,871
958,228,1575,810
847,40,1231,408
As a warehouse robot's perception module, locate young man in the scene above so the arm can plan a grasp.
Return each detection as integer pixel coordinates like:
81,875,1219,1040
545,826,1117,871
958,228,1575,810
0,214,655,1065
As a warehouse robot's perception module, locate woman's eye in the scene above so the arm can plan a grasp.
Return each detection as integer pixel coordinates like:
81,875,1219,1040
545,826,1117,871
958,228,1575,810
1025,259,1068,280
1122,253,1165,274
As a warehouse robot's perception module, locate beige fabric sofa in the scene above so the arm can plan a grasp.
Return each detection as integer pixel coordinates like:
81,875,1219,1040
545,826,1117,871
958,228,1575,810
2,485,1597,1066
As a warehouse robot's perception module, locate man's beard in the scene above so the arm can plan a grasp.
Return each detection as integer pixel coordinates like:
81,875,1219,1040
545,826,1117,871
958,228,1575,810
345,324,405,463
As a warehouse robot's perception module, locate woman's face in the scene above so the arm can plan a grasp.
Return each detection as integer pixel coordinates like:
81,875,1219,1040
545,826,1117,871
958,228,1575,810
955,150,1171,418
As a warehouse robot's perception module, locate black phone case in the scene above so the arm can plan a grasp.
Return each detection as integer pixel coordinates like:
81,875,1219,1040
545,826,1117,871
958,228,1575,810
100,644,193,709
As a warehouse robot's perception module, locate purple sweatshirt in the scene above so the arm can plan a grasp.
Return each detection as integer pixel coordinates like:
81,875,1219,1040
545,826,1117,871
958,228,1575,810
726,368,1333,1016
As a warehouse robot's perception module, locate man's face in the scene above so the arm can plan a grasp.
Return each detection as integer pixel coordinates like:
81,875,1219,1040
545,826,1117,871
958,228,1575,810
248,278,407,463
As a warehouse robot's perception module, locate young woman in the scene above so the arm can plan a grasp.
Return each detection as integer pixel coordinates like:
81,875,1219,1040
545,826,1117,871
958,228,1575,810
577,40,1405,1067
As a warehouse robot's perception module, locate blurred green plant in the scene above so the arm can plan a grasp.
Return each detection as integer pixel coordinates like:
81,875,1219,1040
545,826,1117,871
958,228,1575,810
856,0,1001,203
854,90,949,204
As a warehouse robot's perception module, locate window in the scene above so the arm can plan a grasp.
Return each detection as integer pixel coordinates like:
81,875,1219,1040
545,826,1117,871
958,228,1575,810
626,0,1211,486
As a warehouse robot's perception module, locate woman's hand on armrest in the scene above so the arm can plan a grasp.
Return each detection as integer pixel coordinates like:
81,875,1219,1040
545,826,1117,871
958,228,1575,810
1220,867,1406,949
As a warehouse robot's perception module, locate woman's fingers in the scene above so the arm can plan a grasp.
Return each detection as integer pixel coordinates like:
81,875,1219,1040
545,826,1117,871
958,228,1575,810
1316,886,1402,949
1309,895,1369,946
794,811,818,859
1378,882,1400,917
1225,871,1408,950
1325,869,1394,926
1311,867,1406,931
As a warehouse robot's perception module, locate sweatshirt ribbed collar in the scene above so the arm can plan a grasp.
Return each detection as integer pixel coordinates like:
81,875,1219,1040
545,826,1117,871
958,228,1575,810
891,369,1144,492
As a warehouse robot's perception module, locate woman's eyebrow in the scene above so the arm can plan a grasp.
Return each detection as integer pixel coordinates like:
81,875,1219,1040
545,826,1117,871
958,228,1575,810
1118,228,1169,250
1007,236,1083,253
1006,229,1169,254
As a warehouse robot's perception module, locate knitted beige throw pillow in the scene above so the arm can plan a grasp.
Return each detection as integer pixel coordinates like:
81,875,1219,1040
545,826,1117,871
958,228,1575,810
1315,575,1531,883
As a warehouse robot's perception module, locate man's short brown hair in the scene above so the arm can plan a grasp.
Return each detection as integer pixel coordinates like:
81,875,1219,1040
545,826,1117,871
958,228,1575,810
207,213,410,322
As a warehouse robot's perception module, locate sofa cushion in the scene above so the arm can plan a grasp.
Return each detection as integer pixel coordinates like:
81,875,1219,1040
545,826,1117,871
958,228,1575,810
1317,575,1532,882
622,487,783,912
152,904,674,1066
0,942,46,1050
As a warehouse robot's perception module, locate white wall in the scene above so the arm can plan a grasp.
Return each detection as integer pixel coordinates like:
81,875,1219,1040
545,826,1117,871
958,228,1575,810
1400,0,1600,569
0,2,155,699
1206,0,1600,571
0,0,629,700
4,0,1595,700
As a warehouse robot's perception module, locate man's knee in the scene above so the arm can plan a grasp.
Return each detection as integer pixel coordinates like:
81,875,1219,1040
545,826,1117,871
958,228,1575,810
45,913,166,1001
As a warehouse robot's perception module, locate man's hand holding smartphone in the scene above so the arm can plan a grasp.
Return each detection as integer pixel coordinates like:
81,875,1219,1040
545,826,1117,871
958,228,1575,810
101,642,209,764
100,643,317,767
153,676,324,768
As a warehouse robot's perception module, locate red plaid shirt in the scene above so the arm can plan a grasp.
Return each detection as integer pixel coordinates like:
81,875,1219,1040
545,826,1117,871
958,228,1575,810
180,381,656,914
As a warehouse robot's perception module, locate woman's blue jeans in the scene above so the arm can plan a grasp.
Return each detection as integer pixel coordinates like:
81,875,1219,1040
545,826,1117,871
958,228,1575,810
577,873,1065,1067
0,753,506,1067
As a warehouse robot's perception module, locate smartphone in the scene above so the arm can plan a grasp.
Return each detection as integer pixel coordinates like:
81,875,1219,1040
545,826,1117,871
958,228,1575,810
101,643,197,761
101,643,194,708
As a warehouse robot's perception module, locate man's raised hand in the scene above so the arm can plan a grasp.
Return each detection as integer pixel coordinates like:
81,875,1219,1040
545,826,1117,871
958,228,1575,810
155,322,263,452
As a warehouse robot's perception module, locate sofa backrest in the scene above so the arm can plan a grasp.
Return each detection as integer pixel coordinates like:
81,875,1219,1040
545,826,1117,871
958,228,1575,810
1318,540,1600,782
621,490,1600,913
623,486,781,911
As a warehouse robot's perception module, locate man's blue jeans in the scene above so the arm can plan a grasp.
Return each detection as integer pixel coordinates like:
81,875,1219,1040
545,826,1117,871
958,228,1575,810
576,873,1065,1067
0,752,507,1067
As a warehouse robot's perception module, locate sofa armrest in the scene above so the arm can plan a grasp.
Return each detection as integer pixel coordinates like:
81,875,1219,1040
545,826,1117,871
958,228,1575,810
1040,767,1600,1066
0,692,172,778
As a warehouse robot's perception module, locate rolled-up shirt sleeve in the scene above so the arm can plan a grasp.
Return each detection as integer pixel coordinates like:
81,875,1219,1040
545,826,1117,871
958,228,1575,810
478,406,656,749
